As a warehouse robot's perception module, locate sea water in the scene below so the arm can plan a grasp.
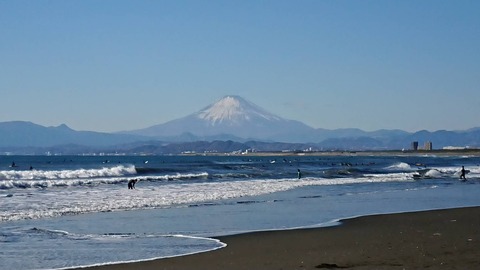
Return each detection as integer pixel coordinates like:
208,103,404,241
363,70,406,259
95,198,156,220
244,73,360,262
1,154,480,269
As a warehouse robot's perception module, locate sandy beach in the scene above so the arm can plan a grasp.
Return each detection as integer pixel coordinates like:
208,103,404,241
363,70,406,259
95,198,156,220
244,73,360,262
83,206,480,270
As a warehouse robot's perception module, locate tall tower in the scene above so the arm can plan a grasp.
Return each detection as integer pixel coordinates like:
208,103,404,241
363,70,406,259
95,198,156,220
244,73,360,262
424,141,433,150
411,141,419,151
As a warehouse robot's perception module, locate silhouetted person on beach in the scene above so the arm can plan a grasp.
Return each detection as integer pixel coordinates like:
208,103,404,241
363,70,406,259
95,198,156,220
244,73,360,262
460,166,466,180
297,169,302,179
128,179,138,189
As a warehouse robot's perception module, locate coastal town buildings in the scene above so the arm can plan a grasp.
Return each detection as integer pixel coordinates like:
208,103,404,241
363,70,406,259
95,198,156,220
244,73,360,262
411,141,433,150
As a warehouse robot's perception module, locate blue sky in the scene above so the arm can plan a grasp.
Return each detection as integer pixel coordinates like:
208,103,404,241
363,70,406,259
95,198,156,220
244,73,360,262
1,0,479,132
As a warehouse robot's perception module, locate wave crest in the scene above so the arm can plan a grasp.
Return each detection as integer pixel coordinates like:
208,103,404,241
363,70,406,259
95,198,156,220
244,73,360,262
0,165,137,181
386,162,413,171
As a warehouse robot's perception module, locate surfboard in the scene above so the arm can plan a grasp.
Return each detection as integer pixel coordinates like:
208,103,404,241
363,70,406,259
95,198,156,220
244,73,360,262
458,169,470,175
459,169,470,181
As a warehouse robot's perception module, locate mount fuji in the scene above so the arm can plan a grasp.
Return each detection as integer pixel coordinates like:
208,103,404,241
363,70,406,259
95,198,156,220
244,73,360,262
2,95,480,152
126,95,317,142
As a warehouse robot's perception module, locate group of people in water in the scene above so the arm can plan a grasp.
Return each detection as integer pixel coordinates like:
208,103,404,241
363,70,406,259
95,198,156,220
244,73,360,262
295,166,469,181
298,166,469,181
9,161,469,190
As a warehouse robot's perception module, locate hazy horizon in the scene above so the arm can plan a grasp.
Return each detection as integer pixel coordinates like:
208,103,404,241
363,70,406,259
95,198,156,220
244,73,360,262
2,93,479,134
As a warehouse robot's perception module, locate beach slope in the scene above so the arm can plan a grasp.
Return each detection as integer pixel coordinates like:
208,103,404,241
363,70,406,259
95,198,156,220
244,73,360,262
85,207,480,270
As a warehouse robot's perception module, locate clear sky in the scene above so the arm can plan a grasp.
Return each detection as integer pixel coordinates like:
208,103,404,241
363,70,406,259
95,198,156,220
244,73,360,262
1,0,479,132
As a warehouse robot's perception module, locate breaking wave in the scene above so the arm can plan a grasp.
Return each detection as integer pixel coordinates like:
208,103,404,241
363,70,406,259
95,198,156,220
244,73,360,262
0,165,137,181
0,171,210,190
386,162,414,171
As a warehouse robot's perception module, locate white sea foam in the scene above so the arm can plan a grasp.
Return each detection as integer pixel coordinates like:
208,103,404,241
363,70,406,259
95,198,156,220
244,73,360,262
424,169,443,178
0,174,412,222
0,178,126,189
386,162,414,171
138,172,209,181
427,165,480,178
0,165,137,181
0,166,209,190
364,172,413,181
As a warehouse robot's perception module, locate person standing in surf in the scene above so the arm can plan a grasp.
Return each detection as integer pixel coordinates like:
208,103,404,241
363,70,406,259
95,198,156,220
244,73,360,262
128,179,138,189
460,166,467,180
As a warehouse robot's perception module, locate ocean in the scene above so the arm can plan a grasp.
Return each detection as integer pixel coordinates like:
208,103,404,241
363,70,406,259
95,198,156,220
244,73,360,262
1,154,480,270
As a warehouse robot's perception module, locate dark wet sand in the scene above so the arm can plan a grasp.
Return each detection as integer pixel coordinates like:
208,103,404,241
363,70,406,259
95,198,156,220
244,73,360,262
82,207,480,270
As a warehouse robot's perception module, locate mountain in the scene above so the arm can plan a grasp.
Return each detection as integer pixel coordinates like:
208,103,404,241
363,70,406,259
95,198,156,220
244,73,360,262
124,95,421,146
0,121,146,148
1,96,479,153
125,95,317,142
121,95,480,149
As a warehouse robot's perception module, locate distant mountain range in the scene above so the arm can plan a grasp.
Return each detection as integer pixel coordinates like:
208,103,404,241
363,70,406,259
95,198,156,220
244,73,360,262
1,96,479,154
0,121,146,148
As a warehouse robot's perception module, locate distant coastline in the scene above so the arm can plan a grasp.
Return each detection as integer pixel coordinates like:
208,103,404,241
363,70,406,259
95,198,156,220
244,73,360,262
181,148,480,157
2,149,479,157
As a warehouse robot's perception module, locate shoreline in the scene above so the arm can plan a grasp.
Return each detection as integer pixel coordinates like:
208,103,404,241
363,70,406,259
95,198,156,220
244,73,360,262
181,149,480,157
2,149,479,158
80,206,480,270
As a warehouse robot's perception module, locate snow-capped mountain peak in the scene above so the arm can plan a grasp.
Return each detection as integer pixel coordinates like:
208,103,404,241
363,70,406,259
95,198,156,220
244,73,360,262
126,95,316,141
196,95,281,125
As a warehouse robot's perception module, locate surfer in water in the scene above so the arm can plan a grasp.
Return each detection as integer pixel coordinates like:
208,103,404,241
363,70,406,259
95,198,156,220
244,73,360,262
297,169,302,179
460,166,467,180
128,179,138,189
